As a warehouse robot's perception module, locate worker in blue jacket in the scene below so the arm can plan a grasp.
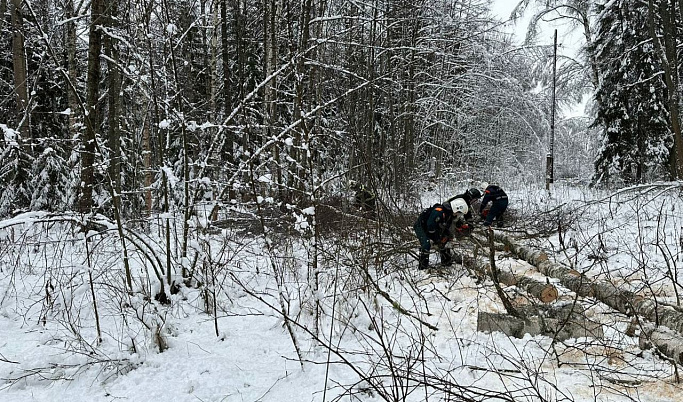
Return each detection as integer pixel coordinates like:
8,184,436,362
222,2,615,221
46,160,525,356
414,202,454,270
479,184,508,227
413,198,472,270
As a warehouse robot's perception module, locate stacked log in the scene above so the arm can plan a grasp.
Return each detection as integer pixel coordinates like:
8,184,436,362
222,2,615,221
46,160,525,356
493,232,683,333
493,232,683,363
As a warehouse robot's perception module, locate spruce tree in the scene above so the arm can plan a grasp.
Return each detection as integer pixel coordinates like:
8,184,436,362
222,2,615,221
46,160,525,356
592,0,672,185
29,141,71,212
0,125,33,216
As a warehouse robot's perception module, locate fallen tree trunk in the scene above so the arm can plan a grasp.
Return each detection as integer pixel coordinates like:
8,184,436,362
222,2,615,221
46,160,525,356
640,324,683,365
494,232,683,360
479,232,593,297
452,250,558,304
477,310,603,341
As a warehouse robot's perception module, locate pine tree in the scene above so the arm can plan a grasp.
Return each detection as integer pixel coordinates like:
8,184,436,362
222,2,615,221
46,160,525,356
591,0,673,185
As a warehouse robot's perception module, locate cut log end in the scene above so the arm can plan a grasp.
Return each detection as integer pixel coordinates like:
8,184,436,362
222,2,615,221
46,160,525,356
537,252,549,263
540,285,559,304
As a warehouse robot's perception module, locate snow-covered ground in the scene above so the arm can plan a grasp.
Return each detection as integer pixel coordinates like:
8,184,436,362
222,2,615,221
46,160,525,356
1,183,683,401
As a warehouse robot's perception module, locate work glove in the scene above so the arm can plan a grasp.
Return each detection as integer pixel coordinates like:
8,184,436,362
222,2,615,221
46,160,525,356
454,224,472,237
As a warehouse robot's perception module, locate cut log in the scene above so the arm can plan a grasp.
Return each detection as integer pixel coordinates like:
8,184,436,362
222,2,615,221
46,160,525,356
477,311,603,341
526,302,605,340
516,276,559,304
639,324,683,365
494,233,683,360
452,250,558,304
477,312,529,339
483,233,593,297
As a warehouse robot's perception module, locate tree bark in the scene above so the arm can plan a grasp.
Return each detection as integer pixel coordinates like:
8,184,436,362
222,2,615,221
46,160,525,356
291,0,314,201
491,233,594,296
220,0,241,202
477,310,603,341
201,0,215,119
65,0,79,138
104,0,121,201
495,233,683,340
220,0,230,112
140,0,170,280
581,11,600,92
640,323,683,365
451,248,558,304
81,0,105,213
263,0,279,200
647,0,683,179
10,0,28,133
143,114,152,214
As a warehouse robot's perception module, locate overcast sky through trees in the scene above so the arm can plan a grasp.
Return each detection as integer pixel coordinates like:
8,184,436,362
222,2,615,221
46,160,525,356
491,0,590,117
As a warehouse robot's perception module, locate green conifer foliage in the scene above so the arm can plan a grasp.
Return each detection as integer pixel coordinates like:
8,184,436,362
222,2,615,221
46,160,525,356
592,0,673,185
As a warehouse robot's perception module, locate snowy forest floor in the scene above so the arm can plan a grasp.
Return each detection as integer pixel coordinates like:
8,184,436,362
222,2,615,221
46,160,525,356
1,182,683,402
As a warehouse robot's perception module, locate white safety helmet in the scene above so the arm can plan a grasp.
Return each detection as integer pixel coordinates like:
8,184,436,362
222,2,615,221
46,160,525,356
450,198,468,215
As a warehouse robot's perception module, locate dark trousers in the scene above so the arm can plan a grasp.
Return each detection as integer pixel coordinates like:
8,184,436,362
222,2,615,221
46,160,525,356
414,221,431,252
484,198,508,226
414,222,452,268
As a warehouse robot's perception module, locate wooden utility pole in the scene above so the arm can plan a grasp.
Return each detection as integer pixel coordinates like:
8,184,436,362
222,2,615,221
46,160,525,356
546,30,557,191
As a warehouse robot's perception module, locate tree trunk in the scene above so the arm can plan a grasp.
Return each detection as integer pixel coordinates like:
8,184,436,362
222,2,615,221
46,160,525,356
221,0,238,202
263,0,279,200
308,0,326,182
231,0,245,164
104,0,122,202
142,0,171,283
640,323,683,365
402,18,418,189
159,0,192,272
143,113,152,214
81,0,105,213
65,0,79,138
365,3,377,188
10,0,28,134
581,13,600,92
291,0,314,202
209,2,218,120
221,0,231,117
451,247,558,304
477,310,603,341
647,0,683,178
495,233,683,340
201,0,214,119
